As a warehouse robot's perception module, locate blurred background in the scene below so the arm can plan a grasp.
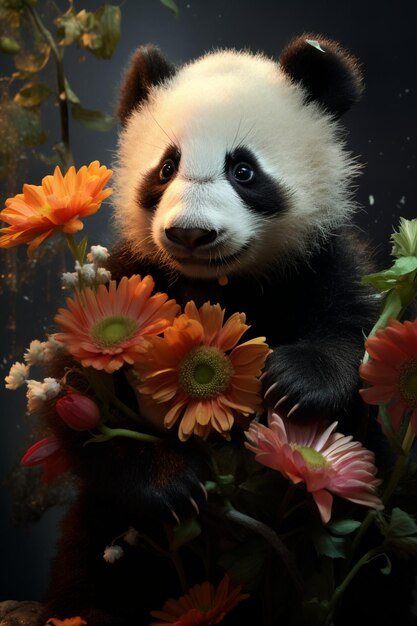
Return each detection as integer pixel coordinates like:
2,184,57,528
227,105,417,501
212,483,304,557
0,0,416,602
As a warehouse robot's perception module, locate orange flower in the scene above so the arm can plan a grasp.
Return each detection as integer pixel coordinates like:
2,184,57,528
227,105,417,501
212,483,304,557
136,301,270,441
54,275,179,373
46,618,87,626
150,575,249,625
360,318,417,433
0,161,112,256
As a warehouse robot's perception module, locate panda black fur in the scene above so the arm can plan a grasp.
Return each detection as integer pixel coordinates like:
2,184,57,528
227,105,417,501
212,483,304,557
39,35,415,626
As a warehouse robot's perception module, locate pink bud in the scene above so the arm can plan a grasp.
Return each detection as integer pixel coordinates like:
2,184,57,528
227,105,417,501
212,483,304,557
21,436,61,466
56,392,101,430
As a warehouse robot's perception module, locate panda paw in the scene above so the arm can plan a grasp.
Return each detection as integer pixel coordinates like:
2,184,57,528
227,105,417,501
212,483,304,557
261,344,356,422
141,438,210,524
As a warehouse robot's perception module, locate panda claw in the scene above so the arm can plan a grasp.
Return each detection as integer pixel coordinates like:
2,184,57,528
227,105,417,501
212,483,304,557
264,381,279,399
189,497,200,515
287,403,300,418
274,395,288,409
169,508,181,525
199,481,208,501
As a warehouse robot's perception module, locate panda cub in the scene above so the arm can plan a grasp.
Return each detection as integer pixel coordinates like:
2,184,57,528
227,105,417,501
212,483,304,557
42,35,379,625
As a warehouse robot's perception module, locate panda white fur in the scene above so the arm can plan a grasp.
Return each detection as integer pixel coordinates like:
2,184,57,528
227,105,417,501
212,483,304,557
41,35,415,626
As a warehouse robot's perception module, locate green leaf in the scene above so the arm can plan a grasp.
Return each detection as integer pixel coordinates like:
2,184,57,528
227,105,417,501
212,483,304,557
312,528,346,558
327,519,361,536
71,103,115,132
388,508,417,538
88,5,121,60
391,217,417,258
14,82,51,108
160,0,179,15
171,516,201,549
1,0,37,8
64,78,80,104
77,236,88,263
0,35,20,54
14,42,50,73
55,10,83,46
362,256,417,291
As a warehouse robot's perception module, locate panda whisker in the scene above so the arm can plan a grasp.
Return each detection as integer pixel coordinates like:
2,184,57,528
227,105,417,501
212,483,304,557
147,111,179,148
230,117,243,152
235,122,257,148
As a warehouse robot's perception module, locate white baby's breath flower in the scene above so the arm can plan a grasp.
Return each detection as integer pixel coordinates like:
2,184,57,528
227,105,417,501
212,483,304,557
61,271,79,290
24,339,45,366
43,377,62,399
103,544,124,563
43,335,66,362
26,378,61,413
123,527,139,546
87,245,109,265
79,263,96,285
96,267,111,284
5,362,29,390
26,379,47,413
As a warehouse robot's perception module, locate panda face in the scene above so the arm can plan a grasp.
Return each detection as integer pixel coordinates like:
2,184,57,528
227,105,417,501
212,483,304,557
113,50,359,279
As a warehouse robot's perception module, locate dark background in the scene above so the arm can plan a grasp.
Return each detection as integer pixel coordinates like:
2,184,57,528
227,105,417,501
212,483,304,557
0,0,416,602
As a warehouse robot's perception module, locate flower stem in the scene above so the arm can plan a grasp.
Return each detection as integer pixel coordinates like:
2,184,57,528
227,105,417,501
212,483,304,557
324,547,386,625
343,422,415,576
65,233,84,265
26,5,73,171
381,422,415,505
98,424,161,444
215,503,303,594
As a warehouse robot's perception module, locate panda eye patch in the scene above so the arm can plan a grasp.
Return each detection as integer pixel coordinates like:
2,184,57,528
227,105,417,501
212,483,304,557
232,162,254,183
160,159,177,182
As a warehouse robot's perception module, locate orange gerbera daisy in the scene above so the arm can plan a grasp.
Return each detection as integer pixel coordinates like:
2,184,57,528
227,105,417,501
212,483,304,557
54,275,179,373
150,575,249,625
245,411,383,524
0,161,112,256
360,318,417,433
136,301,270,441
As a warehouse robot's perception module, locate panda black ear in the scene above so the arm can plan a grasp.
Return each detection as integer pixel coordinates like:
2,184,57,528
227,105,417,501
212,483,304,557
279,34,364,117
117,44,176,125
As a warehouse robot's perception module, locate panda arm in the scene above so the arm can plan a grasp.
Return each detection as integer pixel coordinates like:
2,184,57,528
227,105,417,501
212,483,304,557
262,235,377,428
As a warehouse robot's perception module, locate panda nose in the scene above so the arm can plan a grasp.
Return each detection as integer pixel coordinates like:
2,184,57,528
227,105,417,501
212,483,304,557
165,227,217,250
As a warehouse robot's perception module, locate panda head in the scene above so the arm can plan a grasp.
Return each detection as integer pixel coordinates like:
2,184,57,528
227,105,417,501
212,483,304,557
113,35,364,280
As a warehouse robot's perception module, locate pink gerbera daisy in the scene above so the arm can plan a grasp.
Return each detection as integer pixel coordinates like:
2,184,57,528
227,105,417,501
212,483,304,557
54,275,179,373
245,411,383,523
360,318,417,433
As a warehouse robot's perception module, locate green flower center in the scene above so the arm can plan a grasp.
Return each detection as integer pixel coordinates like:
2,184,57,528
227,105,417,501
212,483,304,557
91,315,137,348
292,444,329,468
178,346,233,399
399,359,417,407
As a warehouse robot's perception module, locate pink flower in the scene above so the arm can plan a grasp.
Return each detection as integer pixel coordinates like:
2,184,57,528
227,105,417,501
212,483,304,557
245,412,383,523
56,391,101,430
21,435,71,482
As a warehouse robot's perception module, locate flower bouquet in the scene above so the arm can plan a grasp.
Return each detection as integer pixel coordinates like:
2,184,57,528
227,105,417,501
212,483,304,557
2,162,417,626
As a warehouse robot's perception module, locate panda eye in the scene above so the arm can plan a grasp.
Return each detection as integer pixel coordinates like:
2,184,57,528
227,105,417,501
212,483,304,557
232,162,254,184
159,159,177,182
